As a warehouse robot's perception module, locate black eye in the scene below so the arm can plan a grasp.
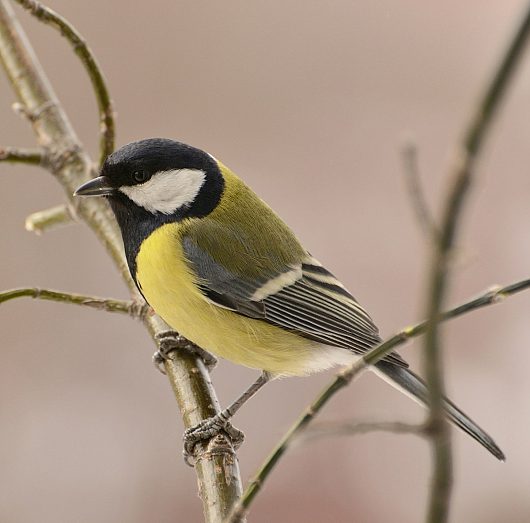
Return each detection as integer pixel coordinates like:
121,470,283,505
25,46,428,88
133,170,150,183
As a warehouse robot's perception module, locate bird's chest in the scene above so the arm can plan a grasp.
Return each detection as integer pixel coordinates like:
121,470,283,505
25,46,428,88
135,224,207,331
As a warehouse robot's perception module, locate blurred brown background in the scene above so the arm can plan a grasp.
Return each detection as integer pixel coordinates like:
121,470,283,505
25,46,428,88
1,1,530,522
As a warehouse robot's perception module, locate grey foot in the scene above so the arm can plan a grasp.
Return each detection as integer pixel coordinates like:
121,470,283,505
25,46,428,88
153,331,218,374
183,414,244,465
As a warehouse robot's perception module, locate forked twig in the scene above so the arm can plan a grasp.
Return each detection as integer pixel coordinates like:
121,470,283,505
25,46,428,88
423,5,530,521
13,0,115,166
225,279,530,522
0,2,243,520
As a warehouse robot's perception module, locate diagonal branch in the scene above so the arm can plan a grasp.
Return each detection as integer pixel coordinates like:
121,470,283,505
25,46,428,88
225,277,530,522
13,0,115,166
423,5,530,522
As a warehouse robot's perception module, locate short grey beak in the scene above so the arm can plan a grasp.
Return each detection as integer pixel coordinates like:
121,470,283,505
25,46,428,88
74,176,115,197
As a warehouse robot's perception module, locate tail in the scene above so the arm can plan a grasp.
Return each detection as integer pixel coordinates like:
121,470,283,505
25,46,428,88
375,361,505,461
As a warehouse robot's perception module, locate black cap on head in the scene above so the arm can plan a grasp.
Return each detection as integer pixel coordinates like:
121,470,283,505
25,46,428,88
102,138,217,188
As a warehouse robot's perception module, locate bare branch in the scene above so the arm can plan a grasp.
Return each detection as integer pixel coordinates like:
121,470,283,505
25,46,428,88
161,342,243,520
0,2,243,520
0,286,150,318
0,145,44,164
0,0,126,277
423,6,530,522
12,99,54,121
13,0,115,166
401,140,438,239
1,291,244,516
25,203,75,234
226,277,530,522
296,420,421,445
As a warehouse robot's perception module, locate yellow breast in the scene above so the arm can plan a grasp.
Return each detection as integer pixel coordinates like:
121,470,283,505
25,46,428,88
135,223,346,376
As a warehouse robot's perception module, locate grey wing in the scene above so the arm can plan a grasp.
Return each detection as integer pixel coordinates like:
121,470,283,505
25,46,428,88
183,237,408,368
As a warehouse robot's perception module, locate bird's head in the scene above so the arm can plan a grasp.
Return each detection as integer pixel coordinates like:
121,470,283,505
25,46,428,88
74,138,224,219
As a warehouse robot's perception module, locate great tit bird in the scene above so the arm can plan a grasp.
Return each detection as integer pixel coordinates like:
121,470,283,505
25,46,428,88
75,138,504,460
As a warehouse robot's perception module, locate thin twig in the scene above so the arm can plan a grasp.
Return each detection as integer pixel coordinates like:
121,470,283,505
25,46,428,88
25,203,75,234
0,286,150,318
401,140,438,239
0,145,44,164
225,278,530,522
423,6,530,522
0,2,243,521
13,0,115,166
296,420,422,445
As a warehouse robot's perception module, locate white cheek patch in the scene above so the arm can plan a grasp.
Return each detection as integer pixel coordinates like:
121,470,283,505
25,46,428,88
120,169,206,214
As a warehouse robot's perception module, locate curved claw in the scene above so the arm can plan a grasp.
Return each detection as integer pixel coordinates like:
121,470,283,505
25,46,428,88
153,331,218,374
182,416,245,466
183,450,196,468
152,350,167,374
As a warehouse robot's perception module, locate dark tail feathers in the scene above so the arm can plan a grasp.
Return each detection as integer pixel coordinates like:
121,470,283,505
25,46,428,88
375,361,505,461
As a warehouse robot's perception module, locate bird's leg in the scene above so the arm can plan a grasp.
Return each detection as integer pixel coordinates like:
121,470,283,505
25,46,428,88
153,331,218,374
183,371,272,461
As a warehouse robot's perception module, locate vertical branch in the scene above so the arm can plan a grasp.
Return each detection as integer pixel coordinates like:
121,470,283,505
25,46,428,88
0,1,242,520
424,5,530,522
164,352,243,520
